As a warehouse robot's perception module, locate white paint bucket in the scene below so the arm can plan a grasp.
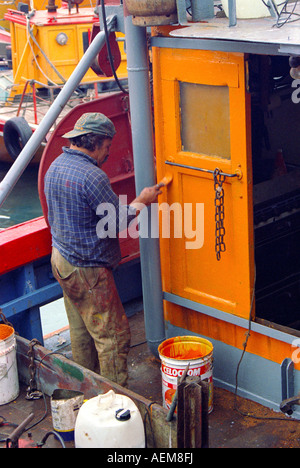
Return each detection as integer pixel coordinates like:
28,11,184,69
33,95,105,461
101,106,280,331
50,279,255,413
51,389,84,441
158,336,213,413
0,324,19,405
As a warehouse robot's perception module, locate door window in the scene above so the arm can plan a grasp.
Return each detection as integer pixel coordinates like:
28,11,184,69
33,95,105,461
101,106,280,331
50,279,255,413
180,82,231,159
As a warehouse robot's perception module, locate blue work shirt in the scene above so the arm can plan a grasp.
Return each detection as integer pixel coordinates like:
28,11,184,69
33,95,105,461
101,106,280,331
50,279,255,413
44,146,136,269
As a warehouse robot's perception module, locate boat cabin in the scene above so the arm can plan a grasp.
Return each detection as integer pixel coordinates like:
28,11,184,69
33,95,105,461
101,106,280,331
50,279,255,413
146,1,300,417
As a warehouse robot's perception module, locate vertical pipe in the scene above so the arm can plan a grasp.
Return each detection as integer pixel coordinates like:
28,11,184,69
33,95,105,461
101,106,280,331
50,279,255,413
124,12,165,357
191,0,214,21
228,0,237,27
32,81,38,125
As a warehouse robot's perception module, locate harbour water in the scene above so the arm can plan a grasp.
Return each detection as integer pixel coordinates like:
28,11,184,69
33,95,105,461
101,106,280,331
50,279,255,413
0,162,42,229
0,160,69,336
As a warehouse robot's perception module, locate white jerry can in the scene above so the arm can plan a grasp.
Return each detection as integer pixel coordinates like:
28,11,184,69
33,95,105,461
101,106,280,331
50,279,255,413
74,390,145,448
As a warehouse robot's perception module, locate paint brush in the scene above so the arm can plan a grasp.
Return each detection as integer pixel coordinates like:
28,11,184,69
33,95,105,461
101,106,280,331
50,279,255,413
156,174,173,189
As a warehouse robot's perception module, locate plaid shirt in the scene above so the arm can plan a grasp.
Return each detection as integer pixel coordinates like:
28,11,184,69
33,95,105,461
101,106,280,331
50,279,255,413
44,147,136,269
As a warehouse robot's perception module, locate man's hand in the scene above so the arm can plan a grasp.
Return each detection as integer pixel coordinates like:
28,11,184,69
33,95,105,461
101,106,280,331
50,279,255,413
138,186,162,206
130,185,162,215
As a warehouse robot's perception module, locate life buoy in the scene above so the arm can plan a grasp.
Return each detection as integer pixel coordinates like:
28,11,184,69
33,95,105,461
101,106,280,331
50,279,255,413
3,117,33,160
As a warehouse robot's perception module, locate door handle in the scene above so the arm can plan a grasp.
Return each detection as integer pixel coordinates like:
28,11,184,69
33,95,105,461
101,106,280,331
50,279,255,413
165,161,243,180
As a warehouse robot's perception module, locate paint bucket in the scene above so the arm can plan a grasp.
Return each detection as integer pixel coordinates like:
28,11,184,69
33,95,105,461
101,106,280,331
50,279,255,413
0,324,19,405
51,389,84,441
158,336,213,413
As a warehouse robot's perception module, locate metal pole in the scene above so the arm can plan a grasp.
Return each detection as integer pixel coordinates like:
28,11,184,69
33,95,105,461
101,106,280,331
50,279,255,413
228,0,237,27
0,16,116,207
124,12,165,357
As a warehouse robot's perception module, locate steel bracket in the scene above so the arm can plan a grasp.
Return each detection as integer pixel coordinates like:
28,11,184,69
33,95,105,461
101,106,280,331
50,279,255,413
281,358,294,402
265,0,279,18
97,5,125,34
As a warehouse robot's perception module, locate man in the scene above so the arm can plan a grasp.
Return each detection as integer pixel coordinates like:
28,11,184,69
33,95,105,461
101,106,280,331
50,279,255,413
44,112,161,387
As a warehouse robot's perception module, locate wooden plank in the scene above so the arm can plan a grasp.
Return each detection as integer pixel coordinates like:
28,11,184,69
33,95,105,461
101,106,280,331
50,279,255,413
16,336,177,448
177,377,210,449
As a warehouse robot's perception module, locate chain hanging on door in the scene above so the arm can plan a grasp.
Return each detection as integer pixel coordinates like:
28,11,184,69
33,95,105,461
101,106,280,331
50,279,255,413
214,168,226,261
164,160,241,260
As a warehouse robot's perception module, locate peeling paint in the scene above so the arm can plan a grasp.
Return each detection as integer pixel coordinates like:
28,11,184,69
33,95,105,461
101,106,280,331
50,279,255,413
53,358,85,382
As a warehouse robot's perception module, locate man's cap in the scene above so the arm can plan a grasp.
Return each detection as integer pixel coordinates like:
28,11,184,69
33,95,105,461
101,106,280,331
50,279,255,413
62,113,116,139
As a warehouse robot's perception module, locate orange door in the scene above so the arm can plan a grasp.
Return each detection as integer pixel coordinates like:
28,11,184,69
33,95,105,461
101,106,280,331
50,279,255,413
153,48,254,320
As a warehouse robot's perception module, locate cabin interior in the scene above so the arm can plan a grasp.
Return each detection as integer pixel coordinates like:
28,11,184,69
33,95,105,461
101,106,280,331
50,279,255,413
249,53,300,332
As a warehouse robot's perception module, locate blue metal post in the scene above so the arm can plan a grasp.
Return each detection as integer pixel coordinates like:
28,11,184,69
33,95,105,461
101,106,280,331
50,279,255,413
124,13,165,357
228,0,237,27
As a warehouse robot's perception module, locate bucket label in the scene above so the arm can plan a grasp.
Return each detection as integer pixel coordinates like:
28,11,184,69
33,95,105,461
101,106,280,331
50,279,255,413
162,374,213,414
51,397,84,432
162,362,211,379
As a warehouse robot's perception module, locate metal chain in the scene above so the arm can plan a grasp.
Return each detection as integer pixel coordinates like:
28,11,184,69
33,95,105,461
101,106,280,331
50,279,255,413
26,339,43,400
214,168,226,261
0,310,15,331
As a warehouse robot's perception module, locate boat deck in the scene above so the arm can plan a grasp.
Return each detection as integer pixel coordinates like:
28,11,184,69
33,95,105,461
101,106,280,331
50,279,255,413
0,309,299,449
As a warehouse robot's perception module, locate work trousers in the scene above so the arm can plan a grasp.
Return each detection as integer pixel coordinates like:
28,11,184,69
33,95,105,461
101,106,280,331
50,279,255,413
51,247,131,387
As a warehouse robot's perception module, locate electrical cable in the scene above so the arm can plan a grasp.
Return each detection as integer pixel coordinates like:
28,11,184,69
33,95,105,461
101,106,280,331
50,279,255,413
261,0,300,27
25,12,86,98
143,401,157,448
23,350,67,434
26,13,64,83
0,349,72,446
37,430,66,448
100,0,128,95
130,340,147,348
276,0,300,28
0,417,17,444
25,15,63,87
234,267,300,423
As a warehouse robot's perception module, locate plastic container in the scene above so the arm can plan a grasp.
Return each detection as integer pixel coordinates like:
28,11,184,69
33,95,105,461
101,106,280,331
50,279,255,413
0,324,19,405
158,336,213,413
51,389,84,441
221,0,280,19
74,390,145,448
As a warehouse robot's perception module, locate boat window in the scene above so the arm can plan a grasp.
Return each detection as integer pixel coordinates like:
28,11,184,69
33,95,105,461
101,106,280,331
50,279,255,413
179,82,231,159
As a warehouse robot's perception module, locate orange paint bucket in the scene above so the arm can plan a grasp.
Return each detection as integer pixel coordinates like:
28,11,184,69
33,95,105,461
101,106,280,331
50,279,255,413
158,336,213,413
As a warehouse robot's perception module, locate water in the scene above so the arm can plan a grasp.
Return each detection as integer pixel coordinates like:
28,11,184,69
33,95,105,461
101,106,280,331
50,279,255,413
0,162,43,229
0,159,68,336
40,297,68,337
